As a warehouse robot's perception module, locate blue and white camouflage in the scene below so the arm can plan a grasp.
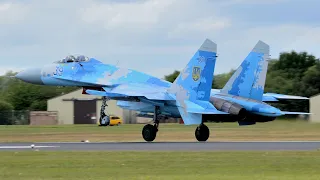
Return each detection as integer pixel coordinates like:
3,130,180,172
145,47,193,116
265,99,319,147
16,39,310,127
221,40,269,101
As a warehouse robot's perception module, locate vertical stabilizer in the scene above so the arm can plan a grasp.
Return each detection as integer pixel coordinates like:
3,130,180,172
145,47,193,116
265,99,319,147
168,39,217,102
221,40,270,101
167,38,217,125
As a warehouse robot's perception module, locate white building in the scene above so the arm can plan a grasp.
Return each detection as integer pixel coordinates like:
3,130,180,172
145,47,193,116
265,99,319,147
310,93,320,122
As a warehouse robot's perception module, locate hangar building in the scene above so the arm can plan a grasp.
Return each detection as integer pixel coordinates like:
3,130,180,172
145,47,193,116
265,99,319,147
47,89,137,125
310,94,320,122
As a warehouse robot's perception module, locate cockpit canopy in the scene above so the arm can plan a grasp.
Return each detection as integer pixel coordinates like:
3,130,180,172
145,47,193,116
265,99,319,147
54,55,90,63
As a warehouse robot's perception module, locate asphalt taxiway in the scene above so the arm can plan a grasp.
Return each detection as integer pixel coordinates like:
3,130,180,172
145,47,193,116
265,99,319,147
1,141,320,151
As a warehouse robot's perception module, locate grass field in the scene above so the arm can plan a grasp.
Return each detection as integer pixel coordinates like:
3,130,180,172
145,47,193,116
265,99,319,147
0,119,320,142
0,151,320,180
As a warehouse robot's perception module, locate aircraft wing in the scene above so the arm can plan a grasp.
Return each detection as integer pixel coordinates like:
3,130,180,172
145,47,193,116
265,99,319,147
52,75,117,87
85,83,175,101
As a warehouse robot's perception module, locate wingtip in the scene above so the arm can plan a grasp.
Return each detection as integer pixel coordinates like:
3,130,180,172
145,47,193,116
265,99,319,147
199,38,217,53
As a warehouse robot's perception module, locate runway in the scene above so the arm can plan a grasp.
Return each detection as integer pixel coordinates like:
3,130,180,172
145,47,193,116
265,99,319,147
1,141,320,151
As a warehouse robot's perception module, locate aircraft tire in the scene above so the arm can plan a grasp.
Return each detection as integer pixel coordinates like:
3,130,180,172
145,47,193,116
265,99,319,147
99,114,110,126
195,124,210,142
142,124,157,142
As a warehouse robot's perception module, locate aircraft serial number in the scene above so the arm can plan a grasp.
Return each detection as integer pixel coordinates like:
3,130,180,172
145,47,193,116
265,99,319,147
53,66,63,76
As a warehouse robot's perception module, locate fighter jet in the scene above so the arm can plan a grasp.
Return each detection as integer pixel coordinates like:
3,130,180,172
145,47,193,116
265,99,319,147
15,39,309,142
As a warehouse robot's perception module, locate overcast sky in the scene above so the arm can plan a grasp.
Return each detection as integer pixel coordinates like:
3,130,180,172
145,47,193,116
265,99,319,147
0,0,319,78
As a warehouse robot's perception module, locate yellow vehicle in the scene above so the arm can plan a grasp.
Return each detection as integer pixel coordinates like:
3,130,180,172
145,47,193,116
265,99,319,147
98,115,123,126
109,115,123,126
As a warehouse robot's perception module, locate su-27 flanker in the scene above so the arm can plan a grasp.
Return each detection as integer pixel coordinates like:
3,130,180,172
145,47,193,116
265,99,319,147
15,39,310,142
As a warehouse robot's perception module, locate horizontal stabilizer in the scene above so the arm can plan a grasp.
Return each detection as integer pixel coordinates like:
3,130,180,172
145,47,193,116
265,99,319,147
281,111,311,115
264,93,309,101
211,89,309,102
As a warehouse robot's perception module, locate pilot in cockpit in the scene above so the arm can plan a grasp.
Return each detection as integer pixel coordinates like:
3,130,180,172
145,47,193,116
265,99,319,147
76,55,89,62
65,55,76,63
55,55,89,64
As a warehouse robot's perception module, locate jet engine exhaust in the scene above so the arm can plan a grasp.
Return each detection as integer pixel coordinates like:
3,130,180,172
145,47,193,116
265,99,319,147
209,97,246,118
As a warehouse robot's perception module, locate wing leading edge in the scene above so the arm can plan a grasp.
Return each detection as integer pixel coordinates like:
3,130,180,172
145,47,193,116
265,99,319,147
85,83,175,101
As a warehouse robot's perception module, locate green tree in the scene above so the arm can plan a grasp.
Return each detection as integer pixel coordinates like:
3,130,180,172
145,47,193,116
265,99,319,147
5,81,78,111
270,51,318,79
0,100,14,125
164,70,180,83
301,63,320,97
212,70,234,89
0,72,78,111
163,69,235,89
266,51,319,97
0,100,13,111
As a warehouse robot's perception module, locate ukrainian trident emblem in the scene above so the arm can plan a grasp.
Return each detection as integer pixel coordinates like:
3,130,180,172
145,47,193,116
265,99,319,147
192,66,201,81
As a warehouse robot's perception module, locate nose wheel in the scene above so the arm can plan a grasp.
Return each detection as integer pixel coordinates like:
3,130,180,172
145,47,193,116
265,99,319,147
195,123,210,142
99,96,110,126
99,112,110,126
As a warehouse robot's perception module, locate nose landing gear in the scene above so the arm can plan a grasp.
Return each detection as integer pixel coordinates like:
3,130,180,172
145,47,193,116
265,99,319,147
99,96,110,126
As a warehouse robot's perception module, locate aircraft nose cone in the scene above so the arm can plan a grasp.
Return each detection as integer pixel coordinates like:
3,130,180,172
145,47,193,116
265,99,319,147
15,68,43,85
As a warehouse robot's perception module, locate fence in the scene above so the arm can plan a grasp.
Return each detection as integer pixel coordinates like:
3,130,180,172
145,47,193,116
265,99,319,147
1,110,180,125
0,110,30,125
29,111,58,125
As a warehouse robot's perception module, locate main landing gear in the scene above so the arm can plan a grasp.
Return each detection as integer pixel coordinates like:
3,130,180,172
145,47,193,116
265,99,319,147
141,106,210,142
142,106,160,142
99,96,110,126
195,123,210,142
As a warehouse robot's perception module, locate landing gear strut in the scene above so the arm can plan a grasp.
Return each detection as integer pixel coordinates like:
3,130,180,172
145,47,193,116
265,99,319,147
195,123,210,142
99,96,110,126
142,106,160,142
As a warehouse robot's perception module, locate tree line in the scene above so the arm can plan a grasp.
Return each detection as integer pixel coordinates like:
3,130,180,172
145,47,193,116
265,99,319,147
0,71,78,112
